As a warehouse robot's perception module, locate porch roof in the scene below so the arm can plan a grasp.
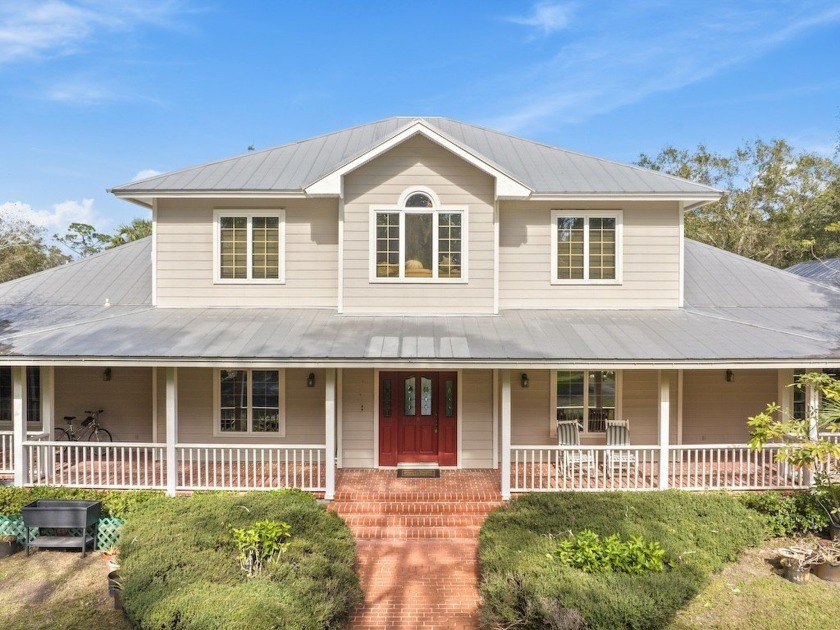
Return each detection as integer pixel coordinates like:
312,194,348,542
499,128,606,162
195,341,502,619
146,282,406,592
0,238,839,366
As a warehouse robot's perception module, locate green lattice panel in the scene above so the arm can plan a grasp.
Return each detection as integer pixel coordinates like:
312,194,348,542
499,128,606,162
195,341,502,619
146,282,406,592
0,515,123,550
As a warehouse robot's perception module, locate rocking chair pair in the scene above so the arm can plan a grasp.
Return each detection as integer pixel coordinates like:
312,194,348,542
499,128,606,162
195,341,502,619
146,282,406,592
556,418,636,477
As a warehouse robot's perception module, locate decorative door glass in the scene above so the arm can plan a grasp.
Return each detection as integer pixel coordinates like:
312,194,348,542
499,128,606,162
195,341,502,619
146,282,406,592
444,379,455,417
383,379,392,417
420,377,433,416
404,377,416,415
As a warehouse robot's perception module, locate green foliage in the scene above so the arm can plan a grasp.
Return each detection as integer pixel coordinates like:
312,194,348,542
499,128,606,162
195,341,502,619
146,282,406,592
0,486,161,519
552,529,666,575
0,207,70,282
232,519,292,577
54,222,110,257
109,218,151,247
637,139,840,268
119,490,361,630
739,491,829,536
479,491,764,630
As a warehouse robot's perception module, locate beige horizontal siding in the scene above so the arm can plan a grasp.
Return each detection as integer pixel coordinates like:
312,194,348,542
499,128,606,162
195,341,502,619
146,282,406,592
342,135,495,314
341,369,375,468
499,200,681,309
155,198,338,307
682,369,777,444
54,367,153,442
461,370,493,468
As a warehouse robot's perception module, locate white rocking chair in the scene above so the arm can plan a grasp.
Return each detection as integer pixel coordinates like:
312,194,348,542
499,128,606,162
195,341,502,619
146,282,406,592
556,420,596,475
604,419,636,476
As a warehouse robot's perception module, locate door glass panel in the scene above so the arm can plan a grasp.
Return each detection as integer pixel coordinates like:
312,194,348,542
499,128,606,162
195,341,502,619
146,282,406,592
420,377,432,416
383,379,392,417
444,379,454,417
404,377,416,416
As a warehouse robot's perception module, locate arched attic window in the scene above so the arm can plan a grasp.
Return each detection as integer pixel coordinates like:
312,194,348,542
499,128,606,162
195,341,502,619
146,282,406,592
372,189,466,282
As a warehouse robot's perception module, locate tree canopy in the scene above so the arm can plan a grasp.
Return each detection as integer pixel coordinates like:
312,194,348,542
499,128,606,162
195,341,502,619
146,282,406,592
637,139,840,269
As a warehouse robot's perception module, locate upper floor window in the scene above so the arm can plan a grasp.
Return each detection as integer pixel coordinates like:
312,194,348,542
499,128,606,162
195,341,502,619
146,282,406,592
551,210,622,284
371,188,467,282
214,210,285,283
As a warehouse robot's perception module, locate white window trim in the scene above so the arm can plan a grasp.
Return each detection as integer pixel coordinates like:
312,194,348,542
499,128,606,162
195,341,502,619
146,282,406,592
550,370,623,438
213,368,286,437
213,209,286,284
550,209,623,285
369,188,469,284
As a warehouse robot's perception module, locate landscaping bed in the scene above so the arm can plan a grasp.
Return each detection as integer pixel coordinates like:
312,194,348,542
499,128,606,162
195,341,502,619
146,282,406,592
119,490,362,629
479,491,765,629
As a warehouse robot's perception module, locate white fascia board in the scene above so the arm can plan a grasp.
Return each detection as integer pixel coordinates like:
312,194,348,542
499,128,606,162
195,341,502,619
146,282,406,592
304,121,533,198
524,193,722,204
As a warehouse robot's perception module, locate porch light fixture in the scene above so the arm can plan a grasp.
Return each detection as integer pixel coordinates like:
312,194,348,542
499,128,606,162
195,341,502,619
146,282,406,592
725,369,734,383
103,368,112,382
307,372,316,388
520,373,529,388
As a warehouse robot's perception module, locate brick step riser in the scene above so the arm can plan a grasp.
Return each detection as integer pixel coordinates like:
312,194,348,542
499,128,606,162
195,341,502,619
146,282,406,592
340,515,487,528
349,525,481,540
332,493,502,502
328,502,500,515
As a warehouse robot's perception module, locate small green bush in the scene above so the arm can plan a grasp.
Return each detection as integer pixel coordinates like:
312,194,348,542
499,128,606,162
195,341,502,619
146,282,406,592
119,490,361,629
0,486,161,519
739,490,829,536
233,519,292,576
479,491,764,630
553,529,666,575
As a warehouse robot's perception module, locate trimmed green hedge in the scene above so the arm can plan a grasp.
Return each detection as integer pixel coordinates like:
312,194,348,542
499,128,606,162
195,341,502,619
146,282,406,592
479,491,765,630
119,490,362,629
0,486,161,519
738,490,829,536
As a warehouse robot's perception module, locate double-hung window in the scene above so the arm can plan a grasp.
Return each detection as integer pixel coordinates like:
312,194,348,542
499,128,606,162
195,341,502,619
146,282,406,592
214,210,285,283
215,369,284,436
0,367,41,425
554,370,619,436
371,190,467,282
551,210,621,283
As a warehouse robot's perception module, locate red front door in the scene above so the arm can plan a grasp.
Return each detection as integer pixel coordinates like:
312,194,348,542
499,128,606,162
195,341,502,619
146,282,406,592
379,371,457,466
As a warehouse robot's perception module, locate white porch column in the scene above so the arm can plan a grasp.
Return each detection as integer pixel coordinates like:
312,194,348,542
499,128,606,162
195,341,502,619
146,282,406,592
165,367,178,496
501,370,511,500
658,371,670,490
12,366,27,487
806,377,820,441
41,367,55,439
325,368,336,501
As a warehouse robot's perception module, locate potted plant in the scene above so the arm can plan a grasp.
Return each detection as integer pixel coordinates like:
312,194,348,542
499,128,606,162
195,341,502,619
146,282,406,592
813,541,840,582
777,545,819,583
108,571,123,611
102,546,120,571
0,534,20,558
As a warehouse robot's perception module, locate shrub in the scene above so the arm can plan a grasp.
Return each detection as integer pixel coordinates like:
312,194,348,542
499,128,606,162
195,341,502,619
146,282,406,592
553,529,666,575
739,491,829,536
233,519,292,576
0,486,160,518
119,490,361,629
479,491,764,630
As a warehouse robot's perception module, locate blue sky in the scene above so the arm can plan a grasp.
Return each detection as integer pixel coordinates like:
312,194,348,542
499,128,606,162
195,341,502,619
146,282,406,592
1,0,839,239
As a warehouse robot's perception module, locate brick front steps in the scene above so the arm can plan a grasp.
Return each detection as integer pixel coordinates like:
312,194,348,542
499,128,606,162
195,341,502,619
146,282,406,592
330,469,502,629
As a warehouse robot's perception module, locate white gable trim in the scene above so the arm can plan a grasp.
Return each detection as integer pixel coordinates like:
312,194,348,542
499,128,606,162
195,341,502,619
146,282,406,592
304,120,533,198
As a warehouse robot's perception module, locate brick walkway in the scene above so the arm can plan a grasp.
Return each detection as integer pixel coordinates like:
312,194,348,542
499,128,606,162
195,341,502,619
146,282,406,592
329,469,501,630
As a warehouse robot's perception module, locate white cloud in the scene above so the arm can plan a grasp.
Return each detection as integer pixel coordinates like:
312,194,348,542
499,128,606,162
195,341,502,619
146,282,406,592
132,168,162,181
504,2,575,37
485,2,840,133
0,0,185,64
1,198,101,234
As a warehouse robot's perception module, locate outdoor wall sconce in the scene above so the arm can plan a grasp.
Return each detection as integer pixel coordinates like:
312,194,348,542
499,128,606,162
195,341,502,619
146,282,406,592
307,372,316,388
725,369,734,383
520,373,529,388
103,368,112,382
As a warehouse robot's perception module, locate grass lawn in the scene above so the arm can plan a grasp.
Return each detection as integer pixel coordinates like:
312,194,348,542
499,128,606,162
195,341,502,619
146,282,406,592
0,548,129,630
671,537,840,630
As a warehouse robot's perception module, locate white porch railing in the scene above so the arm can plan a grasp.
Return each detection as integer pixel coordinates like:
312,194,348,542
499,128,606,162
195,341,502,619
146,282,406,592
1,431,49,475
175,444,327,492
25,441,167,489
668,444,807,490
511,445,661,492
510,443,811,493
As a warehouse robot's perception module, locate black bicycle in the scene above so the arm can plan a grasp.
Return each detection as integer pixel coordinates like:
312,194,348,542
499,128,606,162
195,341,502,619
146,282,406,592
55,409,113,442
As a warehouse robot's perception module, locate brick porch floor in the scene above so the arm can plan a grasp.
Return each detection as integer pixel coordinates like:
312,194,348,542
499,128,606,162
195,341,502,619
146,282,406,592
330,469,502,630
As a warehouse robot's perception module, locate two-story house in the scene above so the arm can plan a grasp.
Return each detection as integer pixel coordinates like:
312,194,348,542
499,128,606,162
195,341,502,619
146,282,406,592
1,117,839,500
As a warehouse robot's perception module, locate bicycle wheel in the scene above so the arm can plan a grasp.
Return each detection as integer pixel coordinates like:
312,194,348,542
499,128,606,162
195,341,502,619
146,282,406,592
54,429,72,441
93,428,113,442
53,429,72,461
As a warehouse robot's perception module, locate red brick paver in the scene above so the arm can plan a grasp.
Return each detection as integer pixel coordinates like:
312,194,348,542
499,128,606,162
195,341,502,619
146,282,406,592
330,470,501,630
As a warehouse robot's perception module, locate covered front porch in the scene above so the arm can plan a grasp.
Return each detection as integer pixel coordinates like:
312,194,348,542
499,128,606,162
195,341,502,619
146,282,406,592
0,364,832,499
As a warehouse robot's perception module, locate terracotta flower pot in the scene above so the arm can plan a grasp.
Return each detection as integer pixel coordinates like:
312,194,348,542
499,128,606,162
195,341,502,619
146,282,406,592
783,564,811,584
813,561,840,582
